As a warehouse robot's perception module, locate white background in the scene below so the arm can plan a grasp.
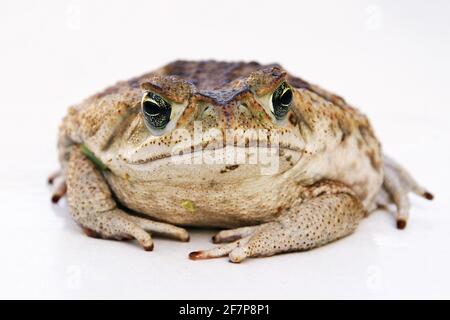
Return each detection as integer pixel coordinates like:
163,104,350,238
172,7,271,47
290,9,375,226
0,0,449,299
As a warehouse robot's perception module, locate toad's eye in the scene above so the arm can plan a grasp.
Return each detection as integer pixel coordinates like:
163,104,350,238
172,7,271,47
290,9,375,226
141,92,172,130
271,82,293,120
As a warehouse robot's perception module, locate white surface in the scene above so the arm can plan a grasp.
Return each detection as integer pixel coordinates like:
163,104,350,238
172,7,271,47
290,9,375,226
0,0,449,299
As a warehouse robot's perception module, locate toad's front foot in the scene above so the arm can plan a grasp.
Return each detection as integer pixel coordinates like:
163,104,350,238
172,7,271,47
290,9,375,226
66,145,189,250
80,208,189,251
190,189,365,263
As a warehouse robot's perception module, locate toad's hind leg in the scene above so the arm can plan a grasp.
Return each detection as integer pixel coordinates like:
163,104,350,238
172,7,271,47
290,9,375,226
190,190,365,263
378,155,433,229
66,145,189,250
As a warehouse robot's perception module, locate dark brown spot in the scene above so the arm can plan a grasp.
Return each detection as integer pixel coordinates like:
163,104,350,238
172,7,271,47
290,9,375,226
288,113,298,126
143,243,154,251
51,194,61,203
82,227,102,238
51,183,67,203
397,219,407,230
423,192,434,200
276,206,284,216
189,251,204,260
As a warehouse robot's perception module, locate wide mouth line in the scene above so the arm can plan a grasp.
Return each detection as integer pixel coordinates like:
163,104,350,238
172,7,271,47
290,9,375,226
125,143,303,165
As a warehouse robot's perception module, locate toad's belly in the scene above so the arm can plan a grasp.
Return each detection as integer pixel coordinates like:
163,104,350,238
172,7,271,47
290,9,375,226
104,172,300,228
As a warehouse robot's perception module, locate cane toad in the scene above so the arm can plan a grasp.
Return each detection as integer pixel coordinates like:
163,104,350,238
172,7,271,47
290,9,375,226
49,60,433,263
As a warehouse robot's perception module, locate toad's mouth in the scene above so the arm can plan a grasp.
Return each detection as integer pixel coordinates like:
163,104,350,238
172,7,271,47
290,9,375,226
122,142,304,166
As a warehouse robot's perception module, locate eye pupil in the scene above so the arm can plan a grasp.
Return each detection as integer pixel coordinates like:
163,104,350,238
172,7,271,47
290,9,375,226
280,89,292,106
142,93,171,130
143,101,161,115
271,83,293,120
